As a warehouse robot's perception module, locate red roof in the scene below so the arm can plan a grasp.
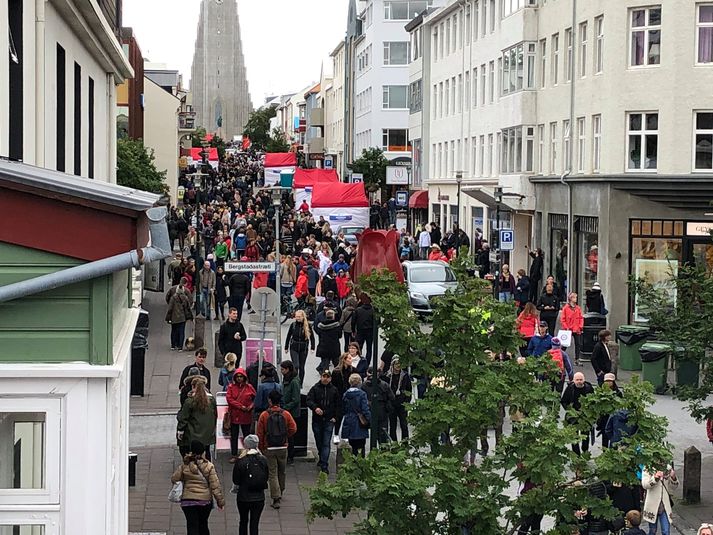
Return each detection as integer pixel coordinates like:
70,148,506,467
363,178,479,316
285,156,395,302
292,168,339,188
311,182,369,208
264,152,296,168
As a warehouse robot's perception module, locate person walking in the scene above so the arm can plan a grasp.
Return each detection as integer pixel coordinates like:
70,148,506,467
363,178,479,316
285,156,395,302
284,310,315,385
198,261,216,319
279,360,301,464
218,353,237,392
642,464,678,535
232,434,268,535
228,270,251,319
166,278,192,350
537,283,560,338
591,329,613,386
306,370,341,473
171,439,225,535
514,269,531,312
385,357,411,442
498,264,517,303
340,297,357,352
418,226,431,259
217,308,247,364
254,366,282,417
352,294,375,366
226,368,256,463
179,348,212,392
517,302,539,357
561,292,584,366
560,372,595,455
256,390,297,510
177,376,218,459
214,265,229,321
586,281,607,315
341,373,371,457
315,309,342,373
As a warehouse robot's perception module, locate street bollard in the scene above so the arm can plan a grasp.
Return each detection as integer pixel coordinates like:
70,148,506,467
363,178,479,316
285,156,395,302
683,445,701,504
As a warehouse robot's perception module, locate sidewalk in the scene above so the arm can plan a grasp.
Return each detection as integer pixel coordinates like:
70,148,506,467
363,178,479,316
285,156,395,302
129,291,362,535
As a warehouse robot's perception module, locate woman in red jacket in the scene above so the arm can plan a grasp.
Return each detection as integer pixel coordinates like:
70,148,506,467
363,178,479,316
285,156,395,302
560,292,584,365
294,267,309,300
226,368,256,463
335,270,351,305
516,302,539,357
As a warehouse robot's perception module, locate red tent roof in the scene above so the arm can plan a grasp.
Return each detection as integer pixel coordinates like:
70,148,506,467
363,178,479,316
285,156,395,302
190,147,218,161
264,152,296,167
311,182,369,208
292,168,339,188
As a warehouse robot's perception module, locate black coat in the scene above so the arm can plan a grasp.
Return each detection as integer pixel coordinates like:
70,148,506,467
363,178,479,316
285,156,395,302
228,273,251,297
585,289,606,314
331,365,355,396
306,381,342,421
232,452,268,503
561,381,595,417
352,304,375,336
537,293,560,315
591,341,612,376
217,319,247,358
529,251,543,281
316,319,342,358
179,363,212,392
285,321,315,351
514,276,531,303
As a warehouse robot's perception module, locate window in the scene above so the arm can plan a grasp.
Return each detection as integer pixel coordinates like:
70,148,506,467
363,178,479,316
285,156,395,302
502,0,526,17
481,0,487,36
473,68,478,108
474,0,480,41
525,126,535,172
576,117,586,172
8,0,23,161
579,22,587,77
592,114,602,173
471,137,477,175
550,122,558,173
500,126,533,174
446,18,451,55
465,5,471,45
409,80,422,113
526,43,536,89
439,23,444,57
479,134,485,175
73,62,81,176
384,1,432,20
457,74,463,113
502,43,524,95
697,5,713,63
630,6,661,67
384,42,410,65
488,61,495,103
487,134,493,175
563,119,571,172
439,81,444,117
383,85,408,109
433,27,439,61
445,79,450,115
453,13,459,51
56,44,66,172
565,28,573,82
595,16,604,73
382,129,410,152
480,65,486,105
465,71,470,111
627,112,659,170
537,124,545,174
451,76,456,113
496,132,502,173
694,112,713,170
552,33,560,84
539,39,547,88
433,84,438,119
489,0,495,32
88,77,94,178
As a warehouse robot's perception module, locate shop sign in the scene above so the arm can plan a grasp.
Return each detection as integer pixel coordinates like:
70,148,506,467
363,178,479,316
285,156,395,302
386,166,409,185
685,222,713,236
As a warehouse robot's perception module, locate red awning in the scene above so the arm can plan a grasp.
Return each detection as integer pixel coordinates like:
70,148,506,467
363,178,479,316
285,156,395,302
264,152,297,168
311,182,369,208
292,168,339,188
408,190,429,209
190,147,218,161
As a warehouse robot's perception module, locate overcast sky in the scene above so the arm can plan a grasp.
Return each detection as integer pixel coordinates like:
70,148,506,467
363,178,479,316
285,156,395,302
123,0,349,108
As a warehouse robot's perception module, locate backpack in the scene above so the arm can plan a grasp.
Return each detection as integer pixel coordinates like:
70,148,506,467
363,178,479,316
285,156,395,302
266,409,288,447
244,455,268,492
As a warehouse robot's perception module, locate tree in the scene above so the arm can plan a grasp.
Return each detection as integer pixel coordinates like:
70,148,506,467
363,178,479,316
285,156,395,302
191,127,207,148
116,138,168,194
350,148,389,193
309,263,672,534
243,106,278,151
630,263,713,421
265,128,291,153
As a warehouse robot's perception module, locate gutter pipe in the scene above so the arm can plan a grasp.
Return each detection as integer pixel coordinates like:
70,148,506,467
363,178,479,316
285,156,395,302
0,207,171,303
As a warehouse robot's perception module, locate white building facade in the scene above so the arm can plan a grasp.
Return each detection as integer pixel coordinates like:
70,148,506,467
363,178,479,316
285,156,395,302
326,41,346,178
413,0,713,328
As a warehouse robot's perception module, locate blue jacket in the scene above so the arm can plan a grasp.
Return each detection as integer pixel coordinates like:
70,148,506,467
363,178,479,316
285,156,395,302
605,409,636,446
341,388,371,440
527,334,552,357
254,380,282,414
333,260,349,274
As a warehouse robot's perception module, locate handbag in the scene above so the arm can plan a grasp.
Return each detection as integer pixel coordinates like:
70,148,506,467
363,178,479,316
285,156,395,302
349,397,370,429
168,481,183,503
222,409,231,434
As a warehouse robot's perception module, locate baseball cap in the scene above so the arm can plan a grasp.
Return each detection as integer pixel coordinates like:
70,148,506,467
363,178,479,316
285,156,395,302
320,369,332,377
538,320,548,327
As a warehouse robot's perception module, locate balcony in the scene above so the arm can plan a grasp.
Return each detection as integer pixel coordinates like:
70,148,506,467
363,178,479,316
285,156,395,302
309,107,324,127
178,111,196,132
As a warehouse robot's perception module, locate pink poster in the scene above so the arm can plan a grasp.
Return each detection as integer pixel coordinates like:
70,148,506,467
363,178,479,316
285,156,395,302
245,338,275,367
215,392,236,452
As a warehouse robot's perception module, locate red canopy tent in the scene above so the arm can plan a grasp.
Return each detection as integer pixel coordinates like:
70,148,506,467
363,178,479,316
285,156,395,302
264,152,297,168
292,168,340,189
189,147,218,162
311,182,369,208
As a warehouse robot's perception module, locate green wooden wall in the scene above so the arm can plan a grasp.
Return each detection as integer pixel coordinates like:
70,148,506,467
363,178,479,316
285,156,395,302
0,242,113,364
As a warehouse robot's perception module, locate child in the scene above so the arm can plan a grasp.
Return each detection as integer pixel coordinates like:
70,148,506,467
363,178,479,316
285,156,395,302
622,510,646,535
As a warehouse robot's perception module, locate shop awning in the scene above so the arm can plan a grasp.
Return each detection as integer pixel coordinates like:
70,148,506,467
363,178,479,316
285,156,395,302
408,190,429,209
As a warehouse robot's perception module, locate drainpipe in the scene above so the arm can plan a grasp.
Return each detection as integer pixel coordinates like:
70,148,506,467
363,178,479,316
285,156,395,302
0,207,171,303
35,0,46,167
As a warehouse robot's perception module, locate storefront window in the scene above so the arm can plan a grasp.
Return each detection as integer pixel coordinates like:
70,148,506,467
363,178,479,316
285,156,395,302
471,207,484,248
549,214,568,295
449,204,459,231
576,216,599,294
431,204,441,230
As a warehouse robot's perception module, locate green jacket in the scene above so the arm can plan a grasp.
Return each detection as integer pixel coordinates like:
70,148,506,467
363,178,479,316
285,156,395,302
177,395,218,447
214,242,228,260
282,375,301,420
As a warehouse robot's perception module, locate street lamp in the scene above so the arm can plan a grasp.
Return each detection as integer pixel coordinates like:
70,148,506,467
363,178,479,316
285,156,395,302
455,171,463,257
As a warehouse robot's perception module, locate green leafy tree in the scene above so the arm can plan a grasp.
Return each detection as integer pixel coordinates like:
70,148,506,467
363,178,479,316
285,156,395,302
349,147,389,193
243,106,278,151
309,266,672,534
116,138,168,194
265,128,291,153
191,127,207,148
630,264,713,421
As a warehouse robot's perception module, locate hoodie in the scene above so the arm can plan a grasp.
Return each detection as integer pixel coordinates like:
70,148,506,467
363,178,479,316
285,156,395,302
385,359,412,405
226,369,256,425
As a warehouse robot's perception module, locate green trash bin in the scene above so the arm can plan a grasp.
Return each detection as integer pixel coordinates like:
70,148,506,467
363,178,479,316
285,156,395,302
616,325,650,371
675,356,700,388
639,342,669,394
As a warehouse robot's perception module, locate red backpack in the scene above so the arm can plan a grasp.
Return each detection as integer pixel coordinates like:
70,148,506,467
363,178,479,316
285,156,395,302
549,348,565,377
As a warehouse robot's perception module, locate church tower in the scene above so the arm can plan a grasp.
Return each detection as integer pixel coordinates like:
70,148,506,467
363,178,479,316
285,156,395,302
191,0,253,139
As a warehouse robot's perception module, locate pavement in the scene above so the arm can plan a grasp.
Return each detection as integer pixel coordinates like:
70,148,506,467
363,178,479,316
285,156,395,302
128,290,713,534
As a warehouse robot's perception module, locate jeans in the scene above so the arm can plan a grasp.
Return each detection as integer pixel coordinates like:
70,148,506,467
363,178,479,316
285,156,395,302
171,322,186,349
343,331,353,352
498,292,514,303
356,334,373,368
230,423,252,456
200,288,211,318
181,503,212,535
237,500,264,535
290,346,308,386
572,332,582,362
648,511,671,535
312,418,334,470
214,299,226,321
265,448,287,499
389,403,409,441
349,438,366,457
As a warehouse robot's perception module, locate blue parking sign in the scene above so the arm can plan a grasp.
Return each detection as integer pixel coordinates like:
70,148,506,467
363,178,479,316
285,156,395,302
500,229,514,251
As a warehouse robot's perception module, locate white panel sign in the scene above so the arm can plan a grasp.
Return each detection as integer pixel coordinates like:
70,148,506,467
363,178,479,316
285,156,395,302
386,166,408,185
224,262,276,272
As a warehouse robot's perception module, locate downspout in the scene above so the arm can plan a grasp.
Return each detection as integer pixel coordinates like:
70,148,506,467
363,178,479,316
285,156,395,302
35,0,46,167
0,207,171,303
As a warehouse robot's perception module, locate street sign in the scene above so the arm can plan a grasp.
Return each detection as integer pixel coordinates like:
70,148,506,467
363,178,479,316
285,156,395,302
324,156,334,169
351,173,363,183
500,229,515,251
224,261,276,272
395,190,408,207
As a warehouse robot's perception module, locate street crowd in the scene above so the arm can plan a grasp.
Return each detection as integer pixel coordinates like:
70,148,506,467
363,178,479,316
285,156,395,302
161,148,709,535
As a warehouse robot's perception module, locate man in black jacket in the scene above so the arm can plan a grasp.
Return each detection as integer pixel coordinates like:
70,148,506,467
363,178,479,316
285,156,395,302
228,271,251,319
561,372,595,455
306,370,341,473
591,329,613,385
352,294,375,370
316,310,342,372
218,308,247,364
362,366,394,445
178,348,212,392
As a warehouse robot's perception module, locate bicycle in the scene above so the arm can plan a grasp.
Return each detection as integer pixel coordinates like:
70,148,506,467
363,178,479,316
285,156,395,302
280,294,316,324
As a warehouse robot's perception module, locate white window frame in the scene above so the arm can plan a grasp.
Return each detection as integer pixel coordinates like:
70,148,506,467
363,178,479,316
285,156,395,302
563,119,571,172
550,122,558,174
383,85,408,110
502,43,525,96
592,114,602,173
526,43,537,89
552,33,560,85
487,134,494,175
579,21,588,78
457,74,463,113
465,71,471,112
474,0,480,41
576,117,586,173
479,135,485,176
488,61,495,103
595,15,604,74
0,398,61,506
693,111,713,171
537,124,545,174
525,125,535,172
383,41,410,66
0,516,60,535
696,4,713,64
626,111,659,172
565,28,573,82
471,137,477,175
465,5,471,45
480,64,486,105
629,6,662,68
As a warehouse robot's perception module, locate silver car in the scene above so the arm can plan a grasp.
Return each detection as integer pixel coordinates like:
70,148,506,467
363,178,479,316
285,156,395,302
402,261,458,314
